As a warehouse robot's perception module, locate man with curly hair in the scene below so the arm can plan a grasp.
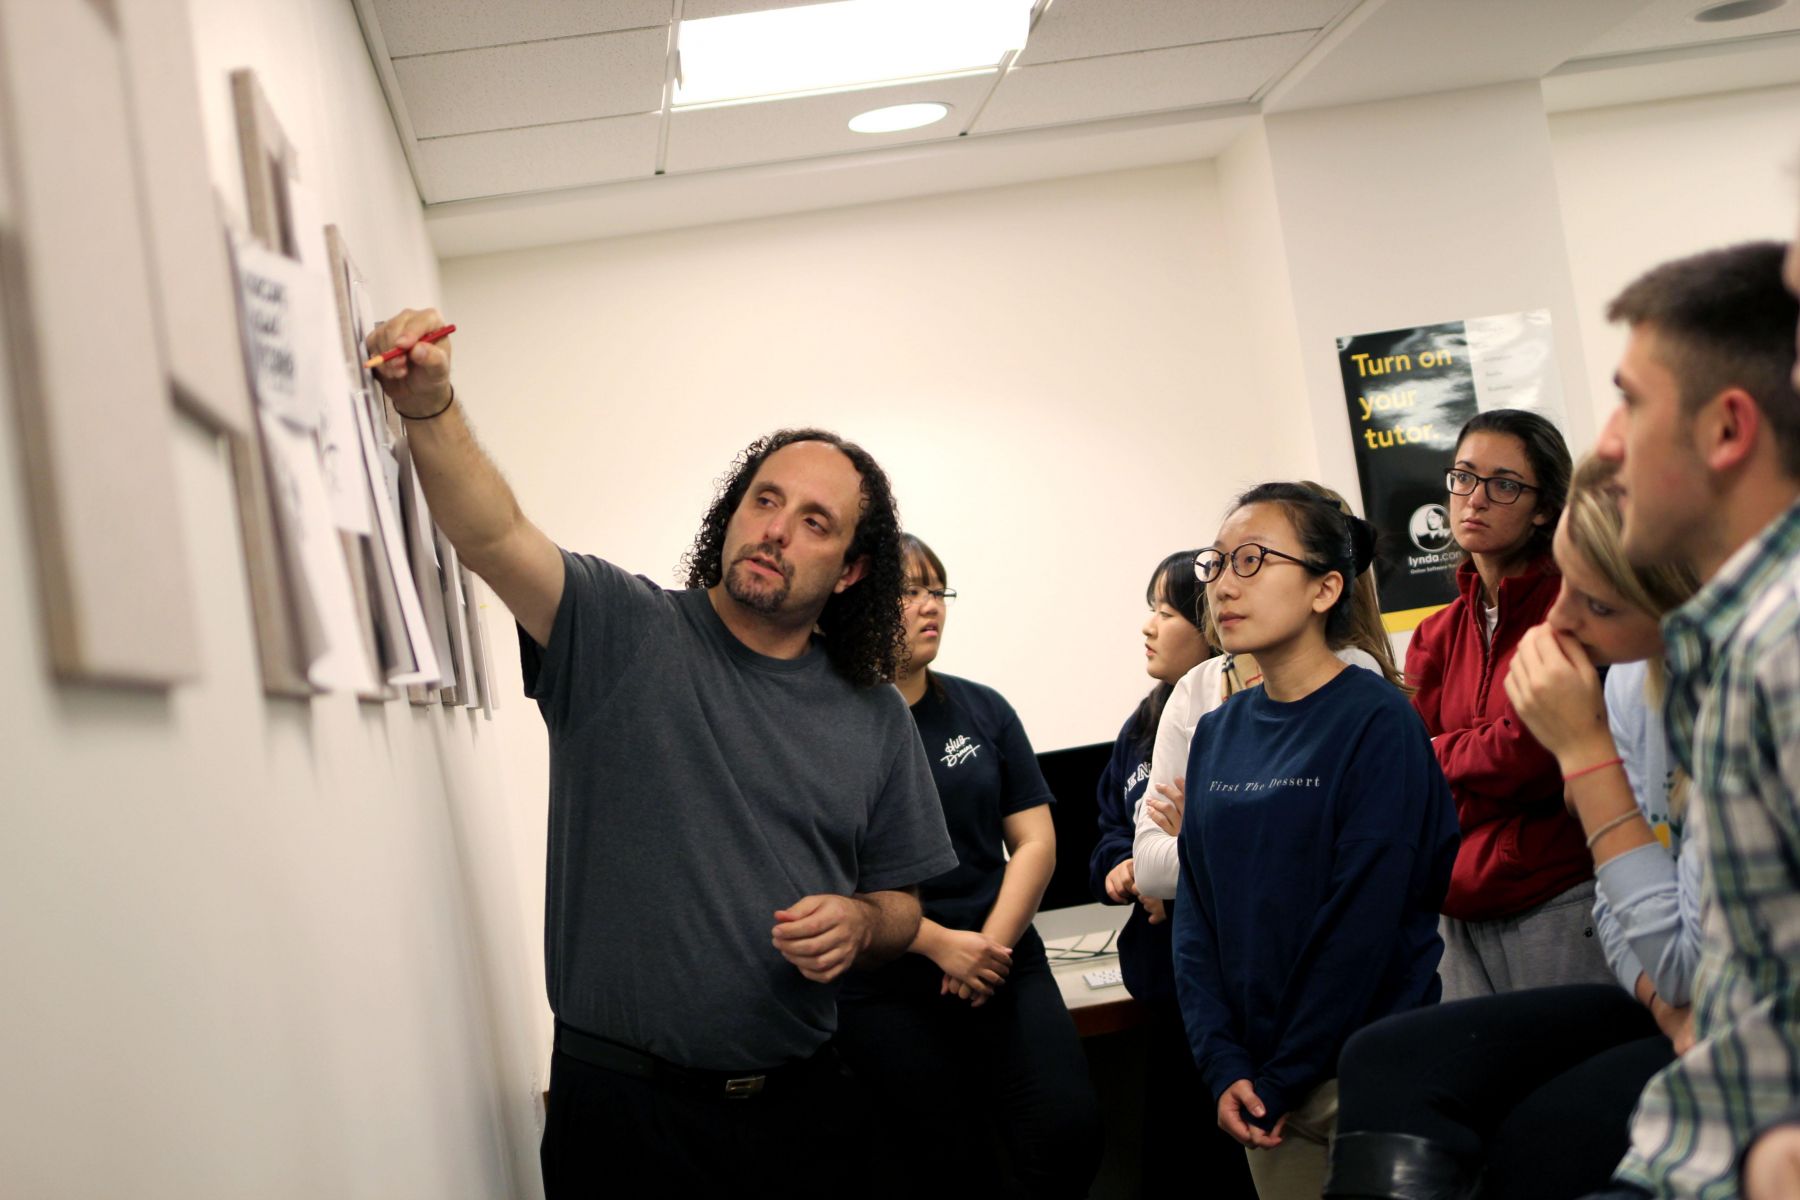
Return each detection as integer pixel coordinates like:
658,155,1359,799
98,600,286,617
364,309,956,1196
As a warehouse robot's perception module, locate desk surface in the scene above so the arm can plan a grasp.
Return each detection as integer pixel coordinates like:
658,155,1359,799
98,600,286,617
1035,901,1141,1036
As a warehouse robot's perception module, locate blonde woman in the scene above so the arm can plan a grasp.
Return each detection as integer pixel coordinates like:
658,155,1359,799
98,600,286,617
1513,456,1701,1033
1326,456,1700,1200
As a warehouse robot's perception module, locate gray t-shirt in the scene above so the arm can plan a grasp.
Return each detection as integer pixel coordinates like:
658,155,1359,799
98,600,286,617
521,550,956,1070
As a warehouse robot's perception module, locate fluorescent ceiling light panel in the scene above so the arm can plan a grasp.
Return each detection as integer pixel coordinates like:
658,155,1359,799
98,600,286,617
675,0,1033,108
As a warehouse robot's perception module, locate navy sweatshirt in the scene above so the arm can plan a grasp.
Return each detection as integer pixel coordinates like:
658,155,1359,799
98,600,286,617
1173,665,1457,1125
1088,714,1175,1003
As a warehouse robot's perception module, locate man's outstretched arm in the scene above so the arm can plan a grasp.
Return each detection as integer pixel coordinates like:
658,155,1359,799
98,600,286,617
366,307,563,645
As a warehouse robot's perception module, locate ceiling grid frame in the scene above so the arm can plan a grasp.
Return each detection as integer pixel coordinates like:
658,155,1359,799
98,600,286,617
337,0,1800,251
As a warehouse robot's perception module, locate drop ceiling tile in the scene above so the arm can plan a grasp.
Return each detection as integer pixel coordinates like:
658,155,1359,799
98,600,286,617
978,33,1315,132
372,0,672,57
665,74,995,173
397,28,668,138
1578,0,1800,58
1018,0,1347,65
416,112,662,203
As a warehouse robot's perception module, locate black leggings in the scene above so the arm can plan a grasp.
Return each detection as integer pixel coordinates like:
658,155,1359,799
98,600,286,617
834,930,1103,1199
1336,984,1674,1200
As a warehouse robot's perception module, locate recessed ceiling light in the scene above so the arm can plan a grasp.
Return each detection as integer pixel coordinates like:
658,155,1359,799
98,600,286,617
675,0,1033,109
1692,0,1786,22
848,102,951,133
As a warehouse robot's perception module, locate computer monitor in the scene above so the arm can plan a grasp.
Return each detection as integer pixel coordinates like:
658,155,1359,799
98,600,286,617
1033,740,1117,912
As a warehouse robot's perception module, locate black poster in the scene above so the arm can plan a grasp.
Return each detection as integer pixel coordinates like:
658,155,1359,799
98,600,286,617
1337,320,1475,626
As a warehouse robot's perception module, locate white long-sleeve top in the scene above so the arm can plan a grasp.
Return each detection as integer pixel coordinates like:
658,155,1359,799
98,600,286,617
1134,646,1384,899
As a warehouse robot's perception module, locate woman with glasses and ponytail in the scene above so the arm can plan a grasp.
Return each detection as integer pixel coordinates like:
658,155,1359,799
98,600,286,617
834,534,1101,1200
1133,482,1407,907
1408,410,1615,1001
1175,483,1458,1200
1089,550,1255,1199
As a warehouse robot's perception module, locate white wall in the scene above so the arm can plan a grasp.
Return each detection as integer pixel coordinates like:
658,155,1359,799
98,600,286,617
442,82,1800,960
0,2,541,1197
1262,82,1598,500
1549,83,1800,443
439,166,1316,983
1215,120,1315,472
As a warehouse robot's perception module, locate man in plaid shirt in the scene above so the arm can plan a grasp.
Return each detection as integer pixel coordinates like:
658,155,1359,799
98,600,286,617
1581,240,1800,1200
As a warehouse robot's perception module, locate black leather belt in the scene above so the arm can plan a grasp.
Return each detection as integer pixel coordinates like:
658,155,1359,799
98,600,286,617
553,1022,826,1101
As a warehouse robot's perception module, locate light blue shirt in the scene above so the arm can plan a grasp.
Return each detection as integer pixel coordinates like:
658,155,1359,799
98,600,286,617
1591,660,1702,1006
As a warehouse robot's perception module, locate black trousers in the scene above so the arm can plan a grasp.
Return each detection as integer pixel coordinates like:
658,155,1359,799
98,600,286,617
834,931,1104,1199
539,1041,862,1199
1336,984,1675,1200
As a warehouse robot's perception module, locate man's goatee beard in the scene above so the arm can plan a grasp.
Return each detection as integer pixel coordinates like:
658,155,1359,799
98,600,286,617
725,563,789,614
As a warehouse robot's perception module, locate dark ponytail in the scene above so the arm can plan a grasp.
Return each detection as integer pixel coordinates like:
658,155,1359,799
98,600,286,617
1346,514,1377,577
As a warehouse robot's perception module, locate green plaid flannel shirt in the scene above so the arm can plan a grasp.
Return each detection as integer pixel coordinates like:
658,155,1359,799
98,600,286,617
1616,497,1800,1199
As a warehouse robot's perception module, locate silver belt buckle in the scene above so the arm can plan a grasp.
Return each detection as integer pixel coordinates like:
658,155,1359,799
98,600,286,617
723,1074,766,1100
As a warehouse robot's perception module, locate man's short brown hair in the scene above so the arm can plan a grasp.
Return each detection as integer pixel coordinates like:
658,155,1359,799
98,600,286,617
1607,241,1800,477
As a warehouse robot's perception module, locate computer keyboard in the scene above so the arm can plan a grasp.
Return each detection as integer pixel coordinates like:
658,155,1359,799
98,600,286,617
1081,965,1124,990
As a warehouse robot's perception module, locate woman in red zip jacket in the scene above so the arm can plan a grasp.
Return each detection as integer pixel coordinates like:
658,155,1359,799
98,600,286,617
1406,408,1612,1000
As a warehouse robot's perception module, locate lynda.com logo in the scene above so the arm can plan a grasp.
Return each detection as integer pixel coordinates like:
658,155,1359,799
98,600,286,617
1409,503,1453,553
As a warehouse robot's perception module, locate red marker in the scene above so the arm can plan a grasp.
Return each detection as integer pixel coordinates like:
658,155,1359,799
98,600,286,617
363,323,455,369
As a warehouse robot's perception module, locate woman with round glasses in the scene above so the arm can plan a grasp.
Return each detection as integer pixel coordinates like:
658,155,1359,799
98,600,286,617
1132,481,1405,907
834,534,1101,1199
1406,409,1611,1002
1174,483,1458,1200
1089,550,1256,1198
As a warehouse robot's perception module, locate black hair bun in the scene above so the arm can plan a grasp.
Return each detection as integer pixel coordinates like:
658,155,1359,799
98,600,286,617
1346,515,1378,575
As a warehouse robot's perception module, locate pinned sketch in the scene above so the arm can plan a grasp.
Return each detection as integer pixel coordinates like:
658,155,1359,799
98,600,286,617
436,527,478,706
228,68,313,697
259,412,379,694
350,279,403,445
460,564,495,717
319,384,373,536
355,394,437,686
398,439,454,700
234,240,330,431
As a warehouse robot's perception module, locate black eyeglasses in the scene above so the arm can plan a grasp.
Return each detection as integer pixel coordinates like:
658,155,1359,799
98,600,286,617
1194,544,1319,583
902,586,956,607
1446,469,1539,505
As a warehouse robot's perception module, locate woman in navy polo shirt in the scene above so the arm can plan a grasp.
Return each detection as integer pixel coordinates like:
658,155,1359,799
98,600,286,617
835,534,1101,1199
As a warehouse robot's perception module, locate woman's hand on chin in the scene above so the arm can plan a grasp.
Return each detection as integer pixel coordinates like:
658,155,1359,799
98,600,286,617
1504,625,1614,768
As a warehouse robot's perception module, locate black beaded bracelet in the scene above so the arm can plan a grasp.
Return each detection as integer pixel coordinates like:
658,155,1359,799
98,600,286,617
401,385,456,421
